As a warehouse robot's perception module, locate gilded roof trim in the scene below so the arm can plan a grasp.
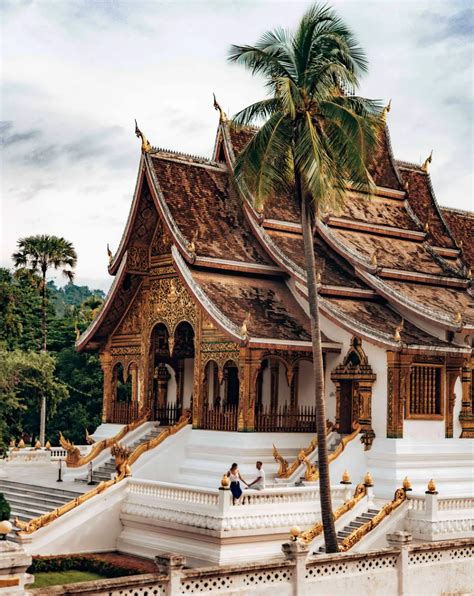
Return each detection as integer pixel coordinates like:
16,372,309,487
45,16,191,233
76,254,138,351
109,156,145,275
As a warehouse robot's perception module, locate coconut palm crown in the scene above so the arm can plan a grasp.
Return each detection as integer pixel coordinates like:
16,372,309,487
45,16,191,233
229,3,384,552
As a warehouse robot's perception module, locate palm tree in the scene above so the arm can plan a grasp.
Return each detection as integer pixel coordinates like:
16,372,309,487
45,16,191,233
229,4,383,552
12,234,77,445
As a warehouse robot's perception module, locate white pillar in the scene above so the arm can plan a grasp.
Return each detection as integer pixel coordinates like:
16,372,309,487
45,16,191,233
282,539,309,596
0,541,33,595
155,553,185,596
386,531,413,596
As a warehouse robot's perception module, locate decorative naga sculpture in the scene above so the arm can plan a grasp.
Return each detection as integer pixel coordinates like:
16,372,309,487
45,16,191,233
59,432,81,466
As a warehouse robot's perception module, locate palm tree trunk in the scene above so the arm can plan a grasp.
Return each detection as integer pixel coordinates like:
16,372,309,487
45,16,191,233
40,268,47,446
297,174,339,553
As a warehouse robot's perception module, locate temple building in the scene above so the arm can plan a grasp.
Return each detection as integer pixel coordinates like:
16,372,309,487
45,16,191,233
77,109,474,449
3,105,473,574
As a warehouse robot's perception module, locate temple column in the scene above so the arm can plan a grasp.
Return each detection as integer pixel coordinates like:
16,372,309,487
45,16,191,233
459,356,474,438
238,347,262,432
386,351,412,438
156,363,170,409
445,356,463,438
358,377,376,449
100,350,113,423
290,363,299,409
192,317,203,428
270,360,279,410
130,365,138,403
176,359,184,409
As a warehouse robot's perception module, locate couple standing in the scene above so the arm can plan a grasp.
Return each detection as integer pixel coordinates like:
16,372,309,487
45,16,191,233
227,461,265,502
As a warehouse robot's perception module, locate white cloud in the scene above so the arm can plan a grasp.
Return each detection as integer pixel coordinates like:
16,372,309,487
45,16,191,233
1,0,472,291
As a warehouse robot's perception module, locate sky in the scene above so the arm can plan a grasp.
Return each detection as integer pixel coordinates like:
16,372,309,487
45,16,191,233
1,0,473,291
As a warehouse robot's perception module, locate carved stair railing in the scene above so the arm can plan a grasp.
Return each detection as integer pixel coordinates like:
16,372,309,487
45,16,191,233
274,422,360,483
338,486,408,552
273,421,335,480
59,408,151,468
301,423,361,483
15,413,191,535
299,482,367,545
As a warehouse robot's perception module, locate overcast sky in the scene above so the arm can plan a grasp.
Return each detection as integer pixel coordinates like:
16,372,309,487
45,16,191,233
1,0,472,291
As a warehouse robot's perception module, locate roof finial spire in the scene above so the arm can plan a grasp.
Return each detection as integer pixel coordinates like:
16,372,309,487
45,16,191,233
107,243,113,264
421,149,433,173
213,93,228,123
382,99,392,120
134,119,152,153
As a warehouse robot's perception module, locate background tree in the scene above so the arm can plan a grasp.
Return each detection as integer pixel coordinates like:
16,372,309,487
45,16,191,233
229,3,383,551
12,235,77,445
0,348,68,451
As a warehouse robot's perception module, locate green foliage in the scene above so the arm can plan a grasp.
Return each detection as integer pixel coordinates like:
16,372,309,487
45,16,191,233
0,349,68,449
0,261,105,448
48,348,103,444
0,493,11,521
0,268,43,351
30,555,139,577
229,3,384,212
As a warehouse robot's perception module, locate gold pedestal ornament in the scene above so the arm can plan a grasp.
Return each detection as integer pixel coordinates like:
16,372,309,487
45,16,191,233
425,479,438,494
364,472,374,487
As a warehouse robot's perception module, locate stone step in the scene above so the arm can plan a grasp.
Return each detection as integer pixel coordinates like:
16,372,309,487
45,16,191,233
0,491,70,511
0,480,82,500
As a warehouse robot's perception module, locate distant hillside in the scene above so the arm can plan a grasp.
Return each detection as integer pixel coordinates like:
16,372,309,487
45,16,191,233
47,281,105,316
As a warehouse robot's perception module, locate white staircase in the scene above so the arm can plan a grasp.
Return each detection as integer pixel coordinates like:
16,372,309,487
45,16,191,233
0,479,85,541
81,423,163,484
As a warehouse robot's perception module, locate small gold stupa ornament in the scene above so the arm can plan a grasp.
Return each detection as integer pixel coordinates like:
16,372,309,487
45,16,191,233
45,441,51,450
221,474,230,489
364,471,374,487
9,439,15,448
341,470,351,485
34,440,41,450
426,478,438,494
402,476,412,491
453,311,463,326
289,525,301,541
18,438,25,449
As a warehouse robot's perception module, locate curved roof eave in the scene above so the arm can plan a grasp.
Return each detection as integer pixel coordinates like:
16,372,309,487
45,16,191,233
76,255,130,352
356,268,471,333
109,155,146,275
171,245,245,344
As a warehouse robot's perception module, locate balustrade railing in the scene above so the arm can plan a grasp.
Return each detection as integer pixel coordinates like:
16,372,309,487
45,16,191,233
109,400,140,425
154,402,181,427
255,404,317,432
200,405,238,431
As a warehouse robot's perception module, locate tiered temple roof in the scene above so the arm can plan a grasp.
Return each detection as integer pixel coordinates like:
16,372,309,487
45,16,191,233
77,116,473,354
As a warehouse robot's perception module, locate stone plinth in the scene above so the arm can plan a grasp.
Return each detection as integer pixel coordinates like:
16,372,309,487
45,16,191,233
0,540,33,594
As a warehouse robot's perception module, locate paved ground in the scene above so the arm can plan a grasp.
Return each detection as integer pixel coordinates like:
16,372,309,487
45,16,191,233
0,460,88,493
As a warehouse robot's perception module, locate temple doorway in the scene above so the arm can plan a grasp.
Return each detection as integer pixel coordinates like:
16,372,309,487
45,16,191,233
150,321,195,425
339,380,354,434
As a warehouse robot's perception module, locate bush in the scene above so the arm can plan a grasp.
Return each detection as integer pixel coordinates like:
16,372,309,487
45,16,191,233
29,555,139,578
0,493,10,521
